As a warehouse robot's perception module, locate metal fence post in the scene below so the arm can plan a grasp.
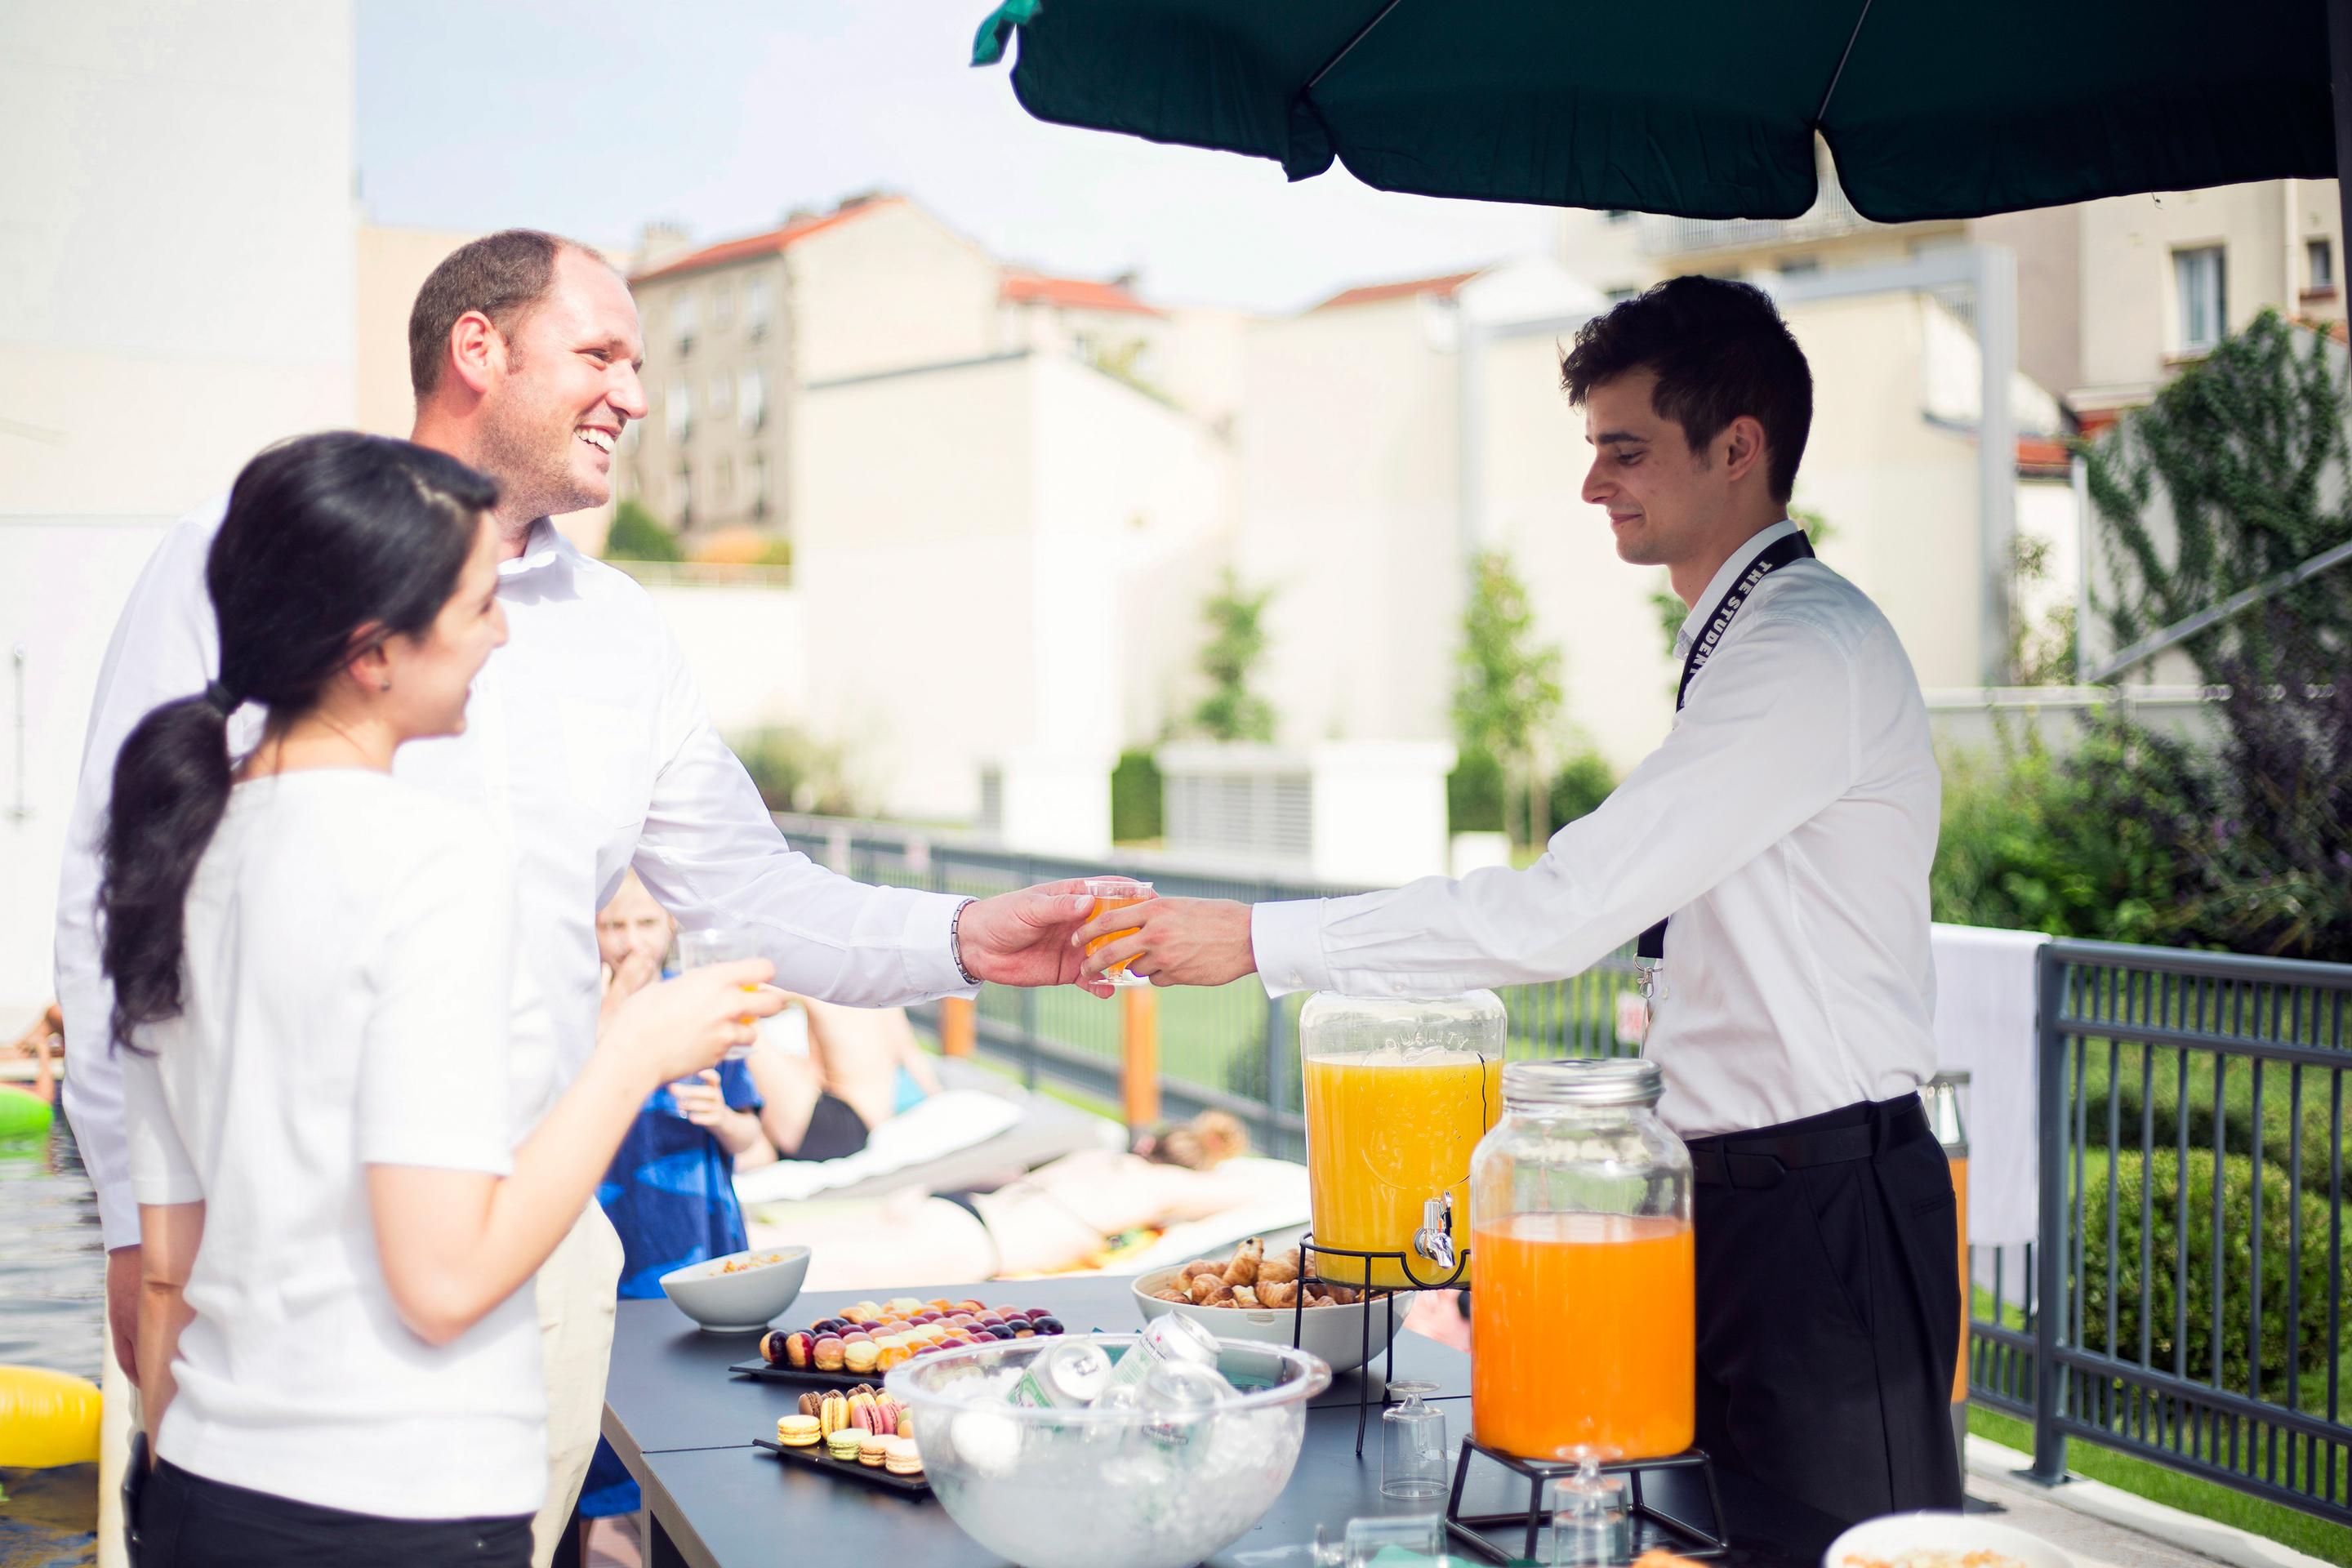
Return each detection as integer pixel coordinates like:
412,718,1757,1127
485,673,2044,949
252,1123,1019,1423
2028,942,2071,1485
1263,990,1290,1160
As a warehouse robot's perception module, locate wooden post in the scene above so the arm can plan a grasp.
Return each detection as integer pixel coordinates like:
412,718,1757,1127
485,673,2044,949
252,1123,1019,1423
1121,984,1160,1132
939,996,977,1058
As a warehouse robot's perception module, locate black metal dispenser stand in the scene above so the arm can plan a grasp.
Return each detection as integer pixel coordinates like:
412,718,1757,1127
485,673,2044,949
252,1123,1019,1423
1291,1232,1469,1455
1442,1441,1730,1565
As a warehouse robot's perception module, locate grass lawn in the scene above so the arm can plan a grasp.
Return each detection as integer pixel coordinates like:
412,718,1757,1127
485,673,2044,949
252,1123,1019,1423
1967,1404,2352,1566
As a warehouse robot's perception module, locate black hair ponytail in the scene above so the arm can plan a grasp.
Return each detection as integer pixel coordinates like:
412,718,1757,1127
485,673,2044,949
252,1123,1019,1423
98,432,497,1054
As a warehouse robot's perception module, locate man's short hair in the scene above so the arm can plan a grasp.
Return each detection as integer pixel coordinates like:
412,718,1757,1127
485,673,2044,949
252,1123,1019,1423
408,229,588,400
1561,276,1814,502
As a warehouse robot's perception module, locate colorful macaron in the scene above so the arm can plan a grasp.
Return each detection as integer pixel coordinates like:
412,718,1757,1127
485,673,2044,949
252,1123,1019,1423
775,1414,821,1448
858,1432,889,1468
825,1428,863,1461
883,1437,924,1477
844,1339,880,1374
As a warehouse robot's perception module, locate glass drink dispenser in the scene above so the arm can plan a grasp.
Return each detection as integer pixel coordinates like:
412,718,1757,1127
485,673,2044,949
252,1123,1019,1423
1468,1058,1695,1462
1298,990,1505,1290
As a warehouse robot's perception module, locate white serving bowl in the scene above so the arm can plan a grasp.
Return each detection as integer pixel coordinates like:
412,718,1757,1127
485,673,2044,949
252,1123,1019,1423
886,1334,1330,1568
657,1245,810,1333
1131,1265,1405,1375
1824,1512,2074,1568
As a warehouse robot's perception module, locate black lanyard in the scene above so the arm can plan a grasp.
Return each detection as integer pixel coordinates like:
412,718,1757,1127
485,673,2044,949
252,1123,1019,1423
1635,529,1816,965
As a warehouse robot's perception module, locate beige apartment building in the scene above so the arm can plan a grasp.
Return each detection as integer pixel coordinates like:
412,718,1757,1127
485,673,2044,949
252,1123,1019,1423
1560,140,2345,433
621,195,1183,549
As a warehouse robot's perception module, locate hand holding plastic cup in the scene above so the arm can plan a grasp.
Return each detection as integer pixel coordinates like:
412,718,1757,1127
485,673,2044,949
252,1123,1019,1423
1082,877,1156,988
676,927,764,1059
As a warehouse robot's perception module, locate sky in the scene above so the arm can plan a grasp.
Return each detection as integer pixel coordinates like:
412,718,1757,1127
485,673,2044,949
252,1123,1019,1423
354,0,1559,314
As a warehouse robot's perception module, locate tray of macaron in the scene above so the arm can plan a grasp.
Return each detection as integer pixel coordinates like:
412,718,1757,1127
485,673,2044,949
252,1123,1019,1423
729,1294,1068,1390
758,1384,929,1495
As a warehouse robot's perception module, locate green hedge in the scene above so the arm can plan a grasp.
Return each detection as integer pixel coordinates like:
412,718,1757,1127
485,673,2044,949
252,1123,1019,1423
2076,1148,2350,1397
1449,748,1505,834
1111,749,1163,843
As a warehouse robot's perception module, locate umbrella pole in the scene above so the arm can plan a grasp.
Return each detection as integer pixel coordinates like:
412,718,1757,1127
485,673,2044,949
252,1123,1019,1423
2332,0,2352,253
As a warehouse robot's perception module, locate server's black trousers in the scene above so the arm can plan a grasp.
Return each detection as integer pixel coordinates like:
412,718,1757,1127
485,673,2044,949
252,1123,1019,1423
1686,1094,1962,1525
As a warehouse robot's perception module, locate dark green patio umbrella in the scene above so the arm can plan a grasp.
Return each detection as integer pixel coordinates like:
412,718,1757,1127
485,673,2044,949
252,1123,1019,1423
971,0,2351,229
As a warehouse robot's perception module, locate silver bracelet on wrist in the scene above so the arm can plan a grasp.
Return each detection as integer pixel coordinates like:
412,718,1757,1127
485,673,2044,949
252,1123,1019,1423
949,898,980,987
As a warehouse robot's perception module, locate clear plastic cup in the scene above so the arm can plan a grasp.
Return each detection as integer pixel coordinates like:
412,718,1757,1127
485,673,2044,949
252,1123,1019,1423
675,926,763,1060
1083,877,1155,988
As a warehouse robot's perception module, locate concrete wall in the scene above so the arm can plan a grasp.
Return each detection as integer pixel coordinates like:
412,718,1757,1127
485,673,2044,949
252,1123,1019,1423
0,1,357,1019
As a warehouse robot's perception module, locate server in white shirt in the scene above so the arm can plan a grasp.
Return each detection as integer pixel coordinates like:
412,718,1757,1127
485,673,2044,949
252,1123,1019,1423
54,231,1098,1565
1072,278,1960,1523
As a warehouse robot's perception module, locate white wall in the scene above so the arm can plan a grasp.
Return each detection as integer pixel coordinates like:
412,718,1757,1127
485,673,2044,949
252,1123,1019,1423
788,349,1232,822
789,203,1002,386
1238,295,1463,749
639,580,808,736
0,1,357,1020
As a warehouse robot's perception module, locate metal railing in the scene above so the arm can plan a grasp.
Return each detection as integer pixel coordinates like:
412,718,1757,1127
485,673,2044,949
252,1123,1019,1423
777,814,2352,1526
775,813,1642,1162
2007,940,2352,1524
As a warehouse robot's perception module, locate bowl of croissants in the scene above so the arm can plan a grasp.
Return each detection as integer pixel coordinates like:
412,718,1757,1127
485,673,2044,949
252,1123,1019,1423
1130,1237,1405,1375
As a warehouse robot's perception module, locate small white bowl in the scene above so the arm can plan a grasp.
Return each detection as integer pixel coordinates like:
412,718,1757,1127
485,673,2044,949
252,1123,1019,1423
658,1245,810,1333
1131,1266,1404,1374
1824,1512,2074,1568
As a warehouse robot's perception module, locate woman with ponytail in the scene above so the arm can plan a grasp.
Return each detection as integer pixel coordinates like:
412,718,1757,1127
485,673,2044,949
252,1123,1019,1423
100,432,784,1567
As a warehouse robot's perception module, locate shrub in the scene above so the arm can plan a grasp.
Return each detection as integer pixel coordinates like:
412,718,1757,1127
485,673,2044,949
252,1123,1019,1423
1111,749,1163,843
603,498,683,562
1448,747,1505,835
1931,713,2211,945
1548,751,1615,827
2074,1148,2349,1398
729,725,861,817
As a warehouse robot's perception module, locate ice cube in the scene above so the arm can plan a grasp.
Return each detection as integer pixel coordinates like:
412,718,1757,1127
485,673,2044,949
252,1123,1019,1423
949,1409,1025,1478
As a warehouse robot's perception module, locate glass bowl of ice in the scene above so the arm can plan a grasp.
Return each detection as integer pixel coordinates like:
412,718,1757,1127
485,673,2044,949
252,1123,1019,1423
884,1327,1331,1568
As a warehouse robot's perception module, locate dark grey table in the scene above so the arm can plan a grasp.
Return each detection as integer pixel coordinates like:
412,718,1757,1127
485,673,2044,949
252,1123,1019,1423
604,1279,1843,1568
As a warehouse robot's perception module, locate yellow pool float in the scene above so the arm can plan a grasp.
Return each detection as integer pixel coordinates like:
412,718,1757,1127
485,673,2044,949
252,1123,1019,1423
0,1364,102,1467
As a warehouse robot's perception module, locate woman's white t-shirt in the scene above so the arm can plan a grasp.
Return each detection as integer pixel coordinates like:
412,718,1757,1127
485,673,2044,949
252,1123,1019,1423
122,770,558,1520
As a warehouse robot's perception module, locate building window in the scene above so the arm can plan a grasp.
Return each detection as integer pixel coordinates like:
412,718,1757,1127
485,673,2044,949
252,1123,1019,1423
715,454,735,509
2310,238,2335,292
674,290,697,357
749,453,768,519
739,368,766,432
746,278,773,341
666,381,692,443
710,370,733,420
2174,246,2225,354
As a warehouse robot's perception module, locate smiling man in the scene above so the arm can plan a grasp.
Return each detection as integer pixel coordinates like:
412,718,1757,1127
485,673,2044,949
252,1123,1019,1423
1075,276,1958,1524
56,230,1099,1567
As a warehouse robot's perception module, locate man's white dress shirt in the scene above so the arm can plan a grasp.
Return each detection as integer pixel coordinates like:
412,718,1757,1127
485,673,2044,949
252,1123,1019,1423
1250,520,1942,1139
56,502,971,1249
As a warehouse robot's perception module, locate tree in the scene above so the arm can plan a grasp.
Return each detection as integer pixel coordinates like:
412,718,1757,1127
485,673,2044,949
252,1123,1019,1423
603,498,684,563
1192,568,1277,742
2077,310,2352,956
1454,550,1564,848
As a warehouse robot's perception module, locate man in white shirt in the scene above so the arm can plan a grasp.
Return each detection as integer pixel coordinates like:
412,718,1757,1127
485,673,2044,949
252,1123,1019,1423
56,230,1099,1566
1074,278,1960,1523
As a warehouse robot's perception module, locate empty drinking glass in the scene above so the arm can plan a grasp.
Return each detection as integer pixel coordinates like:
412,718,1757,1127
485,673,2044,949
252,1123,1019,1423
1381,1379,1449,1502
1547,1448,1631,1567
1312,1512,1446,1566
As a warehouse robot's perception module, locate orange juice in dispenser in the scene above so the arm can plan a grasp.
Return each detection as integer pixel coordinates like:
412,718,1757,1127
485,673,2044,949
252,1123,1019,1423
1298,991,1504,1290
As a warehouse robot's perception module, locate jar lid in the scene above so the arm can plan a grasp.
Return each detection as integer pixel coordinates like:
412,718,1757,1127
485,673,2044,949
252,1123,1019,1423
1502,1058,1663,1108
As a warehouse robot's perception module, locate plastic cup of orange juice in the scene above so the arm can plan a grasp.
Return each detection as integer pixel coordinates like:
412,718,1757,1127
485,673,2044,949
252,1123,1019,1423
1082,877,1154,988
677,926,764,1059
